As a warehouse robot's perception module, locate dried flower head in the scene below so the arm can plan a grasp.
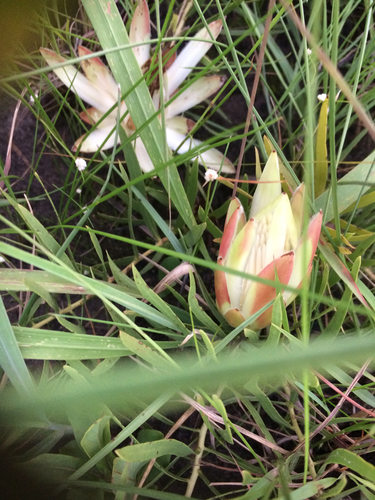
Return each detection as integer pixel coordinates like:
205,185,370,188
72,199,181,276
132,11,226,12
204,169,219,183
75,158,87,171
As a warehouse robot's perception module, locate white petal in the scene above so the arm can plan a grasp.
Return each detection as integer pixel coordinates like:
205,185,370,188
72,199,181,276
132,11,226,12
166,75,226,118
134,139,156,173
165,127,234,173
165,20,223,95
73,126,120,153
129,0,151,67
152,89,160,111
263,195,289,268
79,108,118,129
250,151,281,218
78,46,119,101
40,49,115,114
165,116,195,135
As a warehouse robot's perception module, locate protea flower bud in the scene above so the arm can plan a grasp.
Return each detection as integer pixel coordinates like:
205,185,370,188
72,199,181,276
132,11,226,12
215,151,323,330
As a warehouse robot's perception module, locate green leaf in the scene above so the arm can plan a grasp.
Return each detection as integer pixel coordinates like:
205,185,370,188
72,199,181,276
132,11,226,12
266,293,283,347
4,335,375,428
15,327,131,360
322,256,361,338
131,186,184,254
132,266,190,335
315,150,375,221
63,365,112,444
315,98,328,198
325,449,375,483
2,191,74,270
18,454,83,485
199,330,216,360
0,296,36,396
188,271,222,335
359,487,375,500
250,383,292,430
276,478,337,500
91,358,121,377
23,277,58,312
20,430,65,462
326,365,375,408
0,269,87,294
212,394,233,444
185,160,199,211
358,279,375,311
120,140,159,238
351,233,375,262
180,223,206,249
137,429,164,443
68,392,174,483
112,457,143,500
198,206,222,239
88,230,105,267
81,415,112,458
234,470,277,499
55,315,86,335
318,236,369,308
119,330,172,371
341,190,375,216
320,475,347,499
0,241,182,330
107,254,139,293
80,0,195,229
81,415,113,473
115,439,192,462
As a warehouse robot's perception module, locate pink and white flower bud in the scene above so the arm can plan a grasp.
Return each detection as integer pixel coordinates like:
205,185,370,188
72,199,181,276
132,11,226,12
215,151,322,330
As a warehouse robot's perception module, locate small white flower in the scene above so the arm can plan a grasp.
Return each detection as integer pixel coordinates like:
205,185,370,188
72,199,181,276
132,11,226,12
306,48,312,56
0,256,5,263
83,270,89,276
76,188,82,194
317,93,327,102
75,157,87,171
204,169,219,182
29,91,38,105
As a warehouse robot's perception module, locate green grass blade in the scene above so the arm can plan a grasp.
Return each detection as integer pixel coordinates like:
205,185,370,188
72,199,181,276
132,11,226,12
315,150,375,221
81,0,195,229
315,98,329,198
15,327,131,360
116,439,192,462
0,240,179,331
325,449,375,483
3,335,375,424
0,296,36,396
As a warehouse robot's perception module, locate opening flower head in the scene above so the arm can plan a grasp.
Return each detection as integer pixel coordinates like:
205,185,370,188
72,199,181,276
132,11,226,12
40,1,234,174
215,151,322,330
